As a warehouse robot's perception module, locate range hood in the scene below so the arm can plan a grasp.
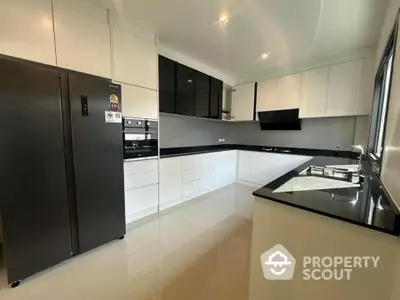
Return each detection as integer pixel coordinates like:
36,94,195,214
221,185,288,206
258,109,301,130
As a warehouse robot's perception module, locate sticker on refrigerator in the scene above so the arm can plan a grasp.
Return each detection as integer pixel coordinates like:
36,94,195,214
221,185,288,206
105,111,122,123
109,94,120,112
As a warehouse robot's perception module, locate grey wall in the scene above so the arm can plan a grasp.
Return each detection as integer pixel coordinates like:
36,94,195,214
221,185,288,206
160,113,357,150
232,117,357,150
159,113,235,148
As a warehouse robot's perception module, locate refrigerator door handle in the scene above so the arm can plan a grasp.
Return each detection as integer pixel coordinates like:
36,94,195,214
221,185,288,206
81,95,89,116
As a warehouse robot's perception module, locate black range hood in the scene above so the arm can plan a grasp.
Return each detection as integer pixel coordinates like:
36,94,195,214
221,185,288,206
258,109,301,130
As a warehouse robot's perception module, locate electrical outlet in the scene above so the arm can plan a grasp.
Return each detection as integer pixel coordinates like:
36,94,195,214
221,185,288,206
218,138,226,143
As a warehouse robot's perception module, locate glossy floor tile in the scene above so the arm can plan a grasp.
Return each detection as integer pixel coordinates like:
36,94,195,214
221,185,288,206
1,183,400,300
0,184,255,300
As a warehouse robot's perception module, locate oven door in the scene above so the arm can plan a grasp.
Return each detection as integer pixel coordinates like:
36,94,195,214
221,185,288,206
123,132,158,159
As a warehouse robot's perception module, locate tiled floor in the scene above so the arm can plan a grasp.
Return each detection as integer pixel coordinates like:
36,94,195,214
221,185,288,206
0,184,255,300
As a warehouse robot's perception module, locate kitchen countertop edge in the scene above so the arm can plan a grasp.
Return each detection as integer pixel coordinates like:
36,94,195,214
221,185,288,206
160,144,358,159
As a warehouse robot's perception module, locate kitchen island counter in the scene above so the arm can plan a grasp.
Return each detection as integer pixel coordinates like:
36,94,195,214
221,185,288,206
253,156,400,235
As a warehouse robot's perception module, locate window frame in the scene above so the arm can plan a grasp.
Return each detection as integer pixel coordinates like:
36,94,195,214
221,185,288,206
367,15,398,176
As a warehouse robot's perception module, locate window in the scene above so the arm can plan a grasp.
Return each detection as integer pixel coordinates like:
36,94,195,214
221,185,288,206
367,21,397,172
374,52,393,158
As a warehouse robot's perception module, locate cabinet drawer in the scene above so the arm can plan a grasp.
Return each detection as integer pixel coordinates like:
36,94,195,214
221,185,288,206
125,184,158,217
182,180,201,198
182,155,201,170
182,168,201,183
124,170,158,190
124,159,158,176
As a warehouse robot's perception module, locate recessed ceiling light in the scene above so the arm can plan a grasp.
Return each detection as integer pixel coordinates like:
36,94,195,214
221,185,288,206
218,14,230,24
261,53,269,59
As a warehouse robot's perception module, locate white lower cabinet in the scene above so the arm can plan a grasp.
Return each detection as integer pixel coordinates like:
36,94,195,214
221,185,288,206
182,180,202,200
200,153,215,193
182,168,201,183
214,151,238,188
237,151,253,182
250,153,273,185
237,151,313,187
125,184,158,224
159,151,237,211
124,159,159,224
159,157,182,210
124,170,158,190
158,150,312,213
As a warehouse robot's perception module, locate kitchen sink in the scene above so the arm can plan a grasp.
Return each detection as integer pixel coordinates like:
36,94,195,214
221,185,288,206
299,164,362,184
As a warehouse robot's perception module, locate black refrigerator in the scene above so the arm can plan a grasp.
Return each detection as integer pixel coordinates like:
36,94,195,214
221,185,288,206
0,57,126,284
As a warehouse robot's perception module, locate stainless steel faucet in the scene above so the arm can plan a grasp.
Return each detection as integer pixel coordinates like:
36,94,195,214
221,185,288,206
335,144,364,173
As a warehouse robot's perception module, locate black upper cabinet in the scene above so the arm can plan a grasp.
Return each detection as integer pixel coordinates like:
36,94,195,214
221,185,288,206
210,77,223,119
195,71,210,118
176,63,195,116
158,55,223,119
159,55,176,113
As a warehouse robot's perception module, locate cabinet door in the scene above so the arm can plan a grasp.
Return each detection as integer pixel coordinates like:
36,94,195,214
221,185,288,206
120,82,158,119
159,158,182,205
125,184,158,223
182,180,201,199
182,155,201,170
195,71,210,118
256,78,278,114
250,153,272,185
176,64,195,116
326,60,362,117
210,77,223,119
277,73,302,110
53,1,111,78
182,168,201,183
237,151,253,182
113,26,157,90
268,154,293,182
0,0,56,66
299,67,329,118
200,153,215,193
159,55,176,113
215,151,237,188
232,83,255,121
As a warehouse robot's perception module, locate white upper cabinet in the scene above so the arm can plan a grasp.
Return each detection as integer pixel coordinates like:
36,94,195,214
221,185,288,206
53,1,111,78
120,82,158,119
232,83,255,121
111,14,157,90
299,67,329,118
326,59,363,117
277,73,302,110
256,74,301,113
0,0,56,65
256,78,278,114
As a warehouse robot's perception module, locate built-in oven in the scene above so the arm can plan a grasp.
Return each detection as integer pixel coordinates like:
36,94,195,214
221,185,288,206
123,118,158,160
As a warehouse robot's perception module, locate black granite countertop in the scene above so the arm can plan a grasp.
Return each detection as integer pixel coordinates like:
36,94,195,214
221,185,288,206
253,156,400,236
160,144,358,159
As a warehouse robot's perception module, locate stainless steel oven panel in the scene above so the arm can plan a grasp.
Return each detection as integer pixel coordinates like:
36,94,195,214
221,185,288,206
123,117,158,160
124,118,146,129
124,133,156,141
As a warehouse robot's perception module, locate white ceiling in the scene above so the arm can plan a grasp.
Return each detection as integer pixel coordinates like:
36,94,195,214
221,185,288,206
93,0,388,84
